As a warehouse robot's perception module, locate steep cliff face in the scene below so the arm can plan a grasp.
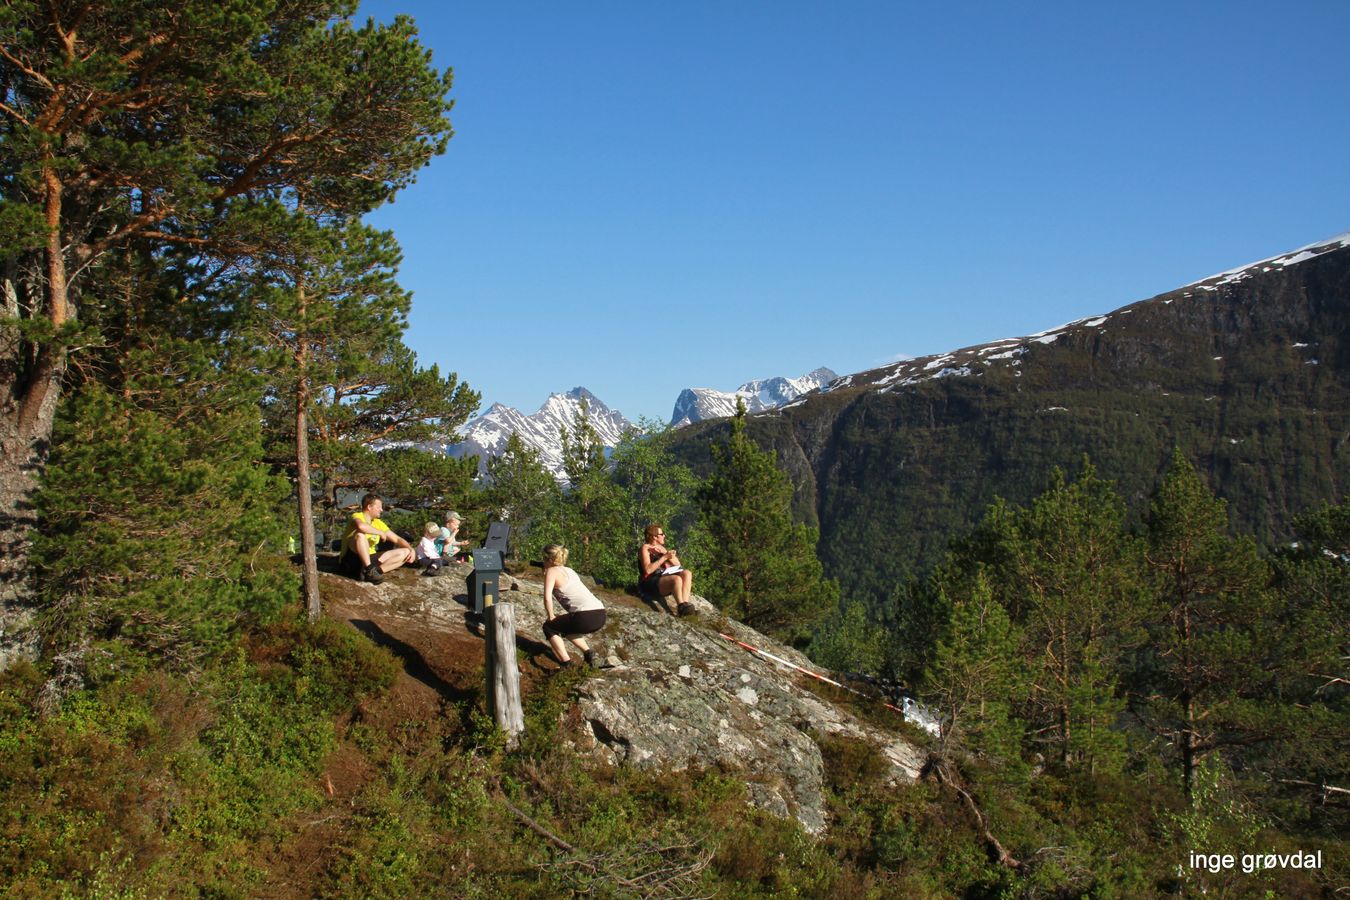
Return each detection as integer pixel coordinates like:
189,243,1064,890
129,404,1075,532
671,235,1350,606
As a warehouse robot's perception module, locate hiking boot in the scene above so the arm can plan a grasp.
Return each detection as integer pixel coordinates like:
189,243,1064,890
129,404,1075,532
583,649,598,668
677,602,695,617
363,562,384,584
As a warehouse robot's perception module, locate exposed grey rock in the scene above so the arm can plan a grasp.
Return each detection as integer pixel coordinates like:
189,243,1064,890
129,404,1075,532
509,582,926,835
323,563,928,835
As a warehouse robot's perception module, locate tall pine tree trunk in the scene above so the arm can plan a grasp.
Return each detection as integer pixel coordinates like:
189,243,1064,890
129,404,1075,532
295,287,321,622
0,165,70,666
1182,690,1197,801
0,398,55,665
297,390,321,622
1179,589,1196,800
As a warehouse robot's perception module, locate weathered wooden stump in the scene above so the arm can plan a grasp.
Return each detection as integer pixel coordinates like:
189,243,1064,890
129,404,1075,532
484,599,524,745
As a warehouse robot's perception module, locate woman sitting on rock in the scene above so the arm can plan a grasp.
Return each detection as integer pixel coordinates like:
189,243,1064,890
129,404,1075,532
542,544,606,668
638,523,694,616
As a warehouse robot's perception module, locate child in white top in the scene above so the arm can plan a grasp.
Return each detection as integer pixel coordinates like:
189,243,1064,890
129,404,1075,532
416,522,444,575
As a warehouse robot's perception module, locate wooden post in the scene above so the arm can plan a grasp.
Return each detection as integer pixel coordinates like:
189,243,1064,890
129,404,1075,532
484,599,524,745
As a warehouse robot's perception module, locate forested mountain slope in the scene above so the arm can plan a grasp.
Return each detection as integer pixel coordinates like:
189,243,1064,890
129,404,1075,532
670,234,1350,607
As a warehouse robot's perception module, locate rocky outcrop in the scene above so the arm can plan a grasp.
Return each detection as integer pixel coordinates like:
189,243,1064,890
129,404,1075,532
321,562,928,835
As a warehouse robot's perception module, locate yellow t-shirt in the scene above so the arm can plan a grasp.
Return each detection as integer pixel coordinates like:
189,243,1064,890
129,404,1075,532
342,511,390,559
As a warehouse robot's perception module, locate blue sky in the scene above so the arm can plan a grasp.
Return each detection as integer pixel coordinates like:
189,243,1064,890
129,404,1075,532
357,1,1350,424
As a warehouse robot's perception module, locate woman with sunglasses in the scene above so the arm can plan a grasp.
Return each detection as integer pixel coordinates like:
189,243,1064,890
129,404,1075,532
638,523,694,616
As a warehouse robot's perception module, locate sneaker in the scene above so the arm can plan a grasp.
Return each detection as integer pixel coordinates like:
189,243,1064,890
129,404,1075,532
363,563,384,584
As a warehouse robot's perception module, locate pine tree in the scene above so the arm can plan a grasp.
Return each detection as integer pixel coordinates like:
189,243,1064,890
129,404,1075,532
693,403,836,643
609,419,700,539
1141,449,1272,799
938,463,1146,773
808,596,888,677
923,572,1025,762
33,336,294,677
483,433,561,565
243,214,477,618
0,0,454,629
1264,501,1350,829
557,399,626,582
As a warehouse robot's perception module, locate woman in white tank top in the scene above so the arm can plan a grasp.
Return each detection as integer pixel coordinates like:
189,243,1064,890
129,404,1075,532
542,544,607,667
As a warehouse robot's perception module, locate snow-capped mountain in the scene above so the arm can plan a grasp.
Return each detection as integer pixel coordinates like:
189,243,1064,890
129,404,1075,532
811,231,1350,400
670,367,838,427
427,388,632,482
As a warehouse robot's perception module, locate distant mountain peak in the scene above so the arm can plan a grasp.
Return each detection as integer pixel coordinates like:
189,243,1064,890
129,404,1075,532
435,389,632,482
670,367,838,427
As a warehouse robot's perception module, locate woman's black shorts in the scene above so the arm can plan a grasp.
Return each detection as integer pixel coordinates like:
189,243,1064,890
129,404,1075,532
544,608,606,639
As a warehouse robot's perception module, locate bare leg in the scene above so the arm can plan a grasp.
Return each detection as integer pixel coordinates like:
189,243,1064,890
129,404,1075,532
548,634,571,663
377,547,415,573
658,574,683,614
678,570,693,605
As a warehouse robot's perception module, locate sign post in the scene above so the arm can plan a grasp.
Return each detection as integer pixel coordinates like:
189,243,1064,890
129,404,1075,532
469,542,523,743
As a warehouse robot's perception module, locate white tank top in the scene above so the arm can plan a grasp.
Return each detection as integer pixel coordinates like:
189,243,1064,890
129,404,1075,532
551,567,604,613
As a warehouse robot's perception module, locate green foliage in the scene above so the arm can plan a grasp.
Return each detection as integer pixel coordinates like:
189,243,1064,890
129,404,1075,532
483,433,563,564
1,0,454,259
344,446,480,518
539,414,702,588
923,572,1026,763
693,405,838,644
808,596,888,677
244,214,480,516
4,4,1344,893
609,418,702,546
1163,756,1270,897
1140,449,1276,797
938,463,1146,773
0,0,458,481
0,613,397,895
552,399,630,583
34,346,295,663
1260,502,1350,834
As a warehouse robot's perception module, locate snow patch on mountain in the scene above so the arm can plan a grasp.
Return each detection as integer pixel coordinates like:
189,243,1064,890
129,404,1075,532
836,229,1349,395
1183,231,1350,293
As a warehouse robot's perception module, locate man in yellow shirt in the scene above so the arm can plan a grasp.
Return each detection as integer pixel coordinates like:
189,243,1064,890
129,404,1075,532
340,493,415,584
